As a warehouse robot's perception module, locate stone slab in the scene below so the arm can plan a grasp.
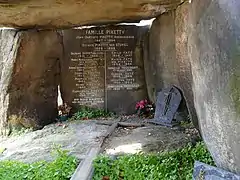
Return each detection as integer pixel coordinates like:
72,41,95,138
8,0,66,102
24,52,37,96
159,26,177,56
0,120,109,163
188,0,240,172
0,30,62,134
0,0,184,29
193,161,240,180
61,25,148,114
149,86,181,127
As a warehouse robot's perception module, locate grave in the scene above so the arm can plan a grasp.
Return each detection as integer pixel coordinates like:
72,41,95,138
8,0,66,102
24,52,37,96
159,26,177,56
149,86,182,127
61,25,148,114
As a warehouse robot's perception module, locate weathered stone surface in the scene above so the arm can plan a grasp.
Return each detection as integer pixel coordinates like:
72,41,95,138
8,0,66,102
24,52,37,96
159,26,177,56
0,0,185,29
0,29,21,136
193,161,240,180
175,2,199,129
61,25,148,114
0,120,110,163
0,29,62,135
146,10,195,126
146,11,177,103
188,0,240,174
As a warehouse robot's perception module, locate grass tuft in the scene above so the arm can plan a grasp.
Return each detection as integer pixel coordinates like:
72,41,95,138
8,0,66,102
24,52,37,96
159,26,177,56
70,106,115,121
0,147,78,180
93,142,214,180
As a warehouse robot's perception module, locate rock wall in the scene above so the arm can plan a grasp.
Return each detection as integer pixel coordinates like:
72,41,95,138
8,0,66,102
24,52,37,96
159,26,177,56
147,0,240,174
146,8,198,127
188,0,240,174
0,29,62,135
0,29,21,136
175,3,199,128
146,11,177,103
0,0,184,29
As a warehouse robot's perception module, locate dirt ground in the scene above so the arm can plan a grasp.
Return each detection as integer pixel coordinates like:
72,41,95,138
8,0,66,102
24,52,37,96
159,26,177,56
102,117,200,155
0,116,200,163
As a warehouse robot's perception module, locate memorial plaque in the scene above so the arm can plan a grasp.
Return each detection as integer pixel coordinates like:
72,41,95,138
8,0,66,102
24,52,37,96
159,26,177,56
61,25,148,113
61,30,105,109
105,26,148,114
149,86,182,127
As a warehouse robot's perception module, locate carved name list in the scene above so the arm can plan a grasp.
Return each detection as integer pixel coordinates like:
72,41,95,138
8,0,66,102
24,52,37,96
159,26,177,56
66,26,141,109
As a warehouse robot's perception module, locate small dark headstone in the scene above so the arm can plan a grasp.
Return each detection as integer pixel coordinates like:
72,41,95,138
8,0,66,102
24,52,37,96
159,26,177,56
193,161,240,180
149,86,182,127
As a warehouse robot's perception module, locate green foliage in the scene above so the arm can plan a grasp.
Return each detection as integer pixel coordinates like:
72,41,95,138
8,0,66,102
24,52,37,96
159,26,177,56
70,106,115,121
0,148,78,180
0,147,6,154
93,142,214,180
10,127,33,137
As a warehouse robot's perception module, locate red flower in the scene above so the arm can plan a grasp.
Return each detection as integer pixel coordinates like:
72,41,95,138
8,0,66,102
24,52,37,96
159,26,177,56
136,100,148,110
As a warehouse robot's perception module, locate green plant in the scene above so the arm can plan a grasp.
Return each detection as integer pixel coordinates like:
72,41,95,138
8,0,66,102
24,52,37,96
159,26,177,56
10,127,33,137
70,106,115,121
0,147,6,154
0,147,78,180
93,142,214,180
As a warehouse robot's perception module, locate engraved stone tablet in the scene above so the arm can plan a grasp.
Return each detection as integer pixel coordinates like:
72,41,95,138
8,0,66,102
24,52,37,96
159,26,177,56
149,86,182,127
61,29,105,109
105,26,148,114
61,25,148,114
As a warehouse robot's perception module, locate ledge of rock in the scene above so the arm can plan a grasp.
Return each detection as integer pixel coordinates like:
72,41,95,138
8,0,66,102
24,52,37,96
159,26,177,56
0,29,62,136
0,0,184,29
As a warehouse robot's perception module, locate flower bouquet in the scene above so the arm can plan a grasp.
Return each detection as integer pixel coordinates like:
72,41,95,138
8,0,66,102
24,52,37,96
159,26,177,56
135,99,155,118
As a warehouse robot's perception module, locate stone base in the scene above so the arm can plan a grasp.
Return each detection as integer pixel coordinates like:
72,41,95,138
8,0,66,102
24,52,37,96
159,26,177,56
148,119,179,128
